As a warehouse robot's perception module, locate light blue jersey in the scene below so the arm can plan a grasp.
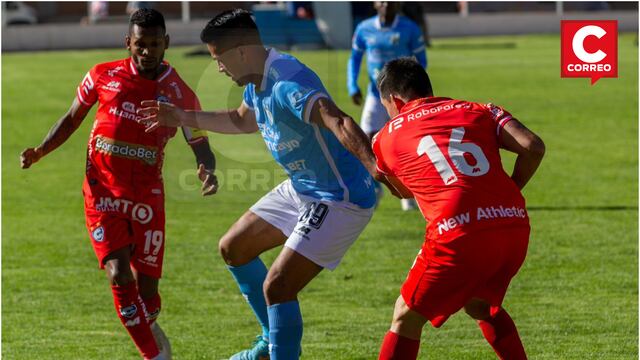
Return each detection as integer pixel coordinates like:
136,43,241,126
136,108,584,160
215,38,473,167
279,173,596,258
243,49,376,208
348,15,427,98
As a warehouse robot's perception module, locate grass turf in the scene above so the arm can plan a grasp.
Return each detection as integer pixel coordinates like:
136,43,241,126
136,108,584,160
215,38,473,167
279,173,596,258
2,33,638,359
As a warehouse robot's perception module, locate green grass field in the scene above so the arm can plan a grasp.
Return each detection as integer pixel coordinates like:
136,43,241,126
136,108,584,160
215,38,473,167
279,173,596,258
3,33,638,359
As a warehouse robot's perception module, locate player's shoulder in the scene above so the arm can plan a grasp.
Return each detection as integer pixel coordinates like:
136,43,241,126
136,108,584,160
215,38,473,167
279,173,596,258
397,15,420,28
356,16,378,31
90,58,128,76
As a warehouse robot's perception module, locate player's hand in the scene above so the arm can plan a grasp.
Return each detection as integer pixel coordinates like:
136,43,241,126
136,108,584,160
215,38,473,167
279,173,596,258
197,164,218,196
351,90,363,106
137,100,185,132
20,147,43,169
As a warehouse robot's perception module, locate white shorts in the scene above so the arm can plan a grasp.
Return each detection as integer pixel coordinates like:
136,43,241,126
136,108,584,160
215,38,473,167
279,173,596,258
360,94,390,135
250,180,374,270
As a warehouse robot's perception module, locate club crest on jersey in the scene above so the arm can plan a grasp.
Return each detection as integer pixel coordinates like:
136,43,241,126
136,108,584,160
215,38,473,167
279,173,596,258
119,304,138,318
156,95,171,103
92,226,104,242
390,33,400,45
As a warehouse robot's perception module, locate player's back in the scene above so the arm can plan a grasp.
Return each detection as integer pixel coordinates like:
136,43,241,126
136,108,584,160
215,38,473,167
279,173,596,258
373,97,528,241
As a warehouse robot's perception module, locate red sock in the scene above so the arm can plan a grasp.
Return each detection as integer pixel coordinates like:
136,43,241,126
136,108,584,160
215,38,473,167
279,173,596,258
111,283,160,359
142,293,161,325
478,309,527,360
378,331,420,360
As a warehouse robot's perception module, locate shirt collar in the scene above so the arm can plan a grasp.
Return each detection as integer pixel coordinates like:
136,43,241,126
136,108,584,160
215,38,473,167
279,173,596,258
400,96,451,113
127,57,172,82
259,48,279,92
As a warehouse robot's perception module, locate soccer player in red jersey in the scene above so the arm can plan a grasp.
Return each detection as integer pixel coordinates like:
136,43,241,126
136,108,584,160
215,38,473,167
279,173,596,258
372,58,545,359
20,9,217,360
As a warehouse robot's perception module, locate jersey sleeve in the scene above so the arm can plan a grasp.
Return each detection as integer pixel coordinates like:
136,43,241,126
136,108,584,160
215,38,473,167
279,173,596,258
76,66,99,108
274,80,329,124
410,23,427,69
347,25,366,95
484,103,514,136
371,131,394,176
242,85,255,111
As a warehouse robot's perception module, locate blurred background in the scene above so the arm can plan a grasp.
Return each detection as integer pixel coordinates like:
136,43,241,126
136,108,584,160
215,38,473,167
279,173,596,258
2,1,638,51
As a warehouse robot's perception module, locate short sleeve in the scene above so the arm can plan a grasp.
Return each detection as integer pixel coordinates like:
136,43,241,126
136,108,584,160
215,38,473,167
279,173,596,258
274,80,328,124
76,66,99,107
352,25,366,52
372,131,394,176
485,103,514,135
242,85,255,110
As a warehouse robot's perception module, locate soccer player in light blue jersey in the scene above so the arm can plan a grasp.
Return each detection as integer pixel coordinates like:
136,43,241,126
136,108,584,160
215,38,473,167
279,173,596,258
137,9,398,360
348,2,427,211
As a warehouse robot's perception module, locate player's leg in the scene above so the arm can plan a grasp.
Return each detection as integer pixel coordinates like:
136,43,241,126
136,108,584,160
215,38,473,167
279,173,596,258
136,273,171,358
464,299,527,360
378,295,426,360
221,182,296,359
464,227,530,360
361,94,388,206
265,196,374,360
104,246,161,360
131,200,171,359
263,247,322,360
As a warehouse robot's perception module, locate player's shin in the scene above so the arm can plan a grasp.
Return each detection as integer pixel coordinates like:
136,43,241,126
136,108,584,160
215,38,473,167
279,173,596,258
477,308,527,360
267,301,303,360
378,331,420,360
228,257,270,338
111,283,160,359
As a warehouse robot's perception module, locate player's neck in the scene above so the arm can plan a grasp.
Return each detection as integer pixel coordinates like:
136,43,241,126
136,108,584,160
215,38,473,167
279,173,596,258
379,14,396,27
138,63,167,81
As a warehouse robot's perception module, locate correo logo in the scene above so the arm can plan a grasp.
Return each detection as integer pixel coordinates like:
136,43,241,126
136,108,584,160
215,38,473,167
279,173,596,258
561,20,617,85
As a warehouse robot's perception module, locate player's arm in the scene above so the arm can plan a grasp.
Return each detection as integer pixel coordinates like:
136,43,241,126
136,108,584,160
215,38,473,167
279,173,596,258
410,22,427,68
137,100,258,134
309,96,402,198
20,97,91,169
347,26,365,105
182,127,218,196
499,119,545,190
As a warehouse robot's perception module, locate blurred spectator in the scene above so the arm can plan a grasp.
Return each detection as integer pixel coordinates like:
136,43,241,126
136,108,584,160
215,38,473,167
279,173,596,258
127,2,155,16
287,2,313,19
82,1,108,24
401,2,431,47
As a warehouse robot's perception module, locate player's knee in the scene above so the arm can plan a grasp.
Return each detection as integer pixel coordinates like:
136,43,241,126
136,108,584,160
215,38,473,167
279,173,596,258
263,271,296,304
218,233,248,266
464,299,491,320
105,263,135,286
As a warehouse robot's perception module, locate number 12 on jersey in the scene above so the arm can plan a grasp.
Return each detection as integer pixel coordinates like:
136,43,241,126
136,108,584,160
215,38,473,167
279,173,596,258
417,127,490,185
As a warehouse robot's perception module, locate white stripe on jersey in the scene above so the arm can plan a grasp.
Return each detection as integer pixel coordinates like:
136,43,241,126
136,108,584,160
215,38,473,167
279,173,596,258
302,92,329,124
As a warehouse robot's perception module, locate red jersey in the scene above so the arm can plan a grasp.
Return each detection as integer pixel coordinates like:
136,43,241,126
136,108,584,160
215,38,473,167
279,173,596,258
76,57,207,199
372,97,529,241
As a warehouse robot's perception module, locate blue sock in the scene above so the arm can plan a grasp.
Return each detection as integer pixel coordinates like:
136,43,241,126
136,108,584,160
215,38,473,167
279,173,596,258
268,301,303,360
228,258,269,339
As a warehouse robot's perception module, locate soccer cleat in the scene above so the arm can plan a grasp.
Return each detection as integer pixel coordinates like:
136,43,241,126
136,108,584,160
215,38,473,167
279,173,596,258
401,198,418,211
150,322,172,360
229,335,270,360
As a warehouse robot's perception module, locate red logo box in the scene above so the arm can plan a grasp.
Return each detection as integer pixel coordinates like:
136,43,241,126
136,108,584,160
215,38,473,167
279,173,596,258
561,20,617,85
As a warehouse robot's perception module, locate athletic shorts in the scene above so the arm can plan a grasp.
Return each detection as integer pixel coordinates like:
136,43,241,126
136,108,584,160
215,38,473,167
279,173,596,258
83,180,166,278
360,94,390,135
250,179,374,270
401,225,530,328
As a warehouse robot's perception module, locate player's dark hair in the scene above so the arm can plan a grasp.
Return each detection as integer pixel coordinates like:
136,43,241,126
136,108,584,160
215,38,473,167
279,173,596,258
129,8,166,32
200,9,261,50
377,57,433,100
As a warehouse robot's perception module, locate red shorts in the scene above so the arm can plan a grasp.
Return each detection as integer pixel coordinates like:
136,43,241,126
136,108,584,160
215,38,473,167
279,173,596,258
401,225,530,328
83,180,166,278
